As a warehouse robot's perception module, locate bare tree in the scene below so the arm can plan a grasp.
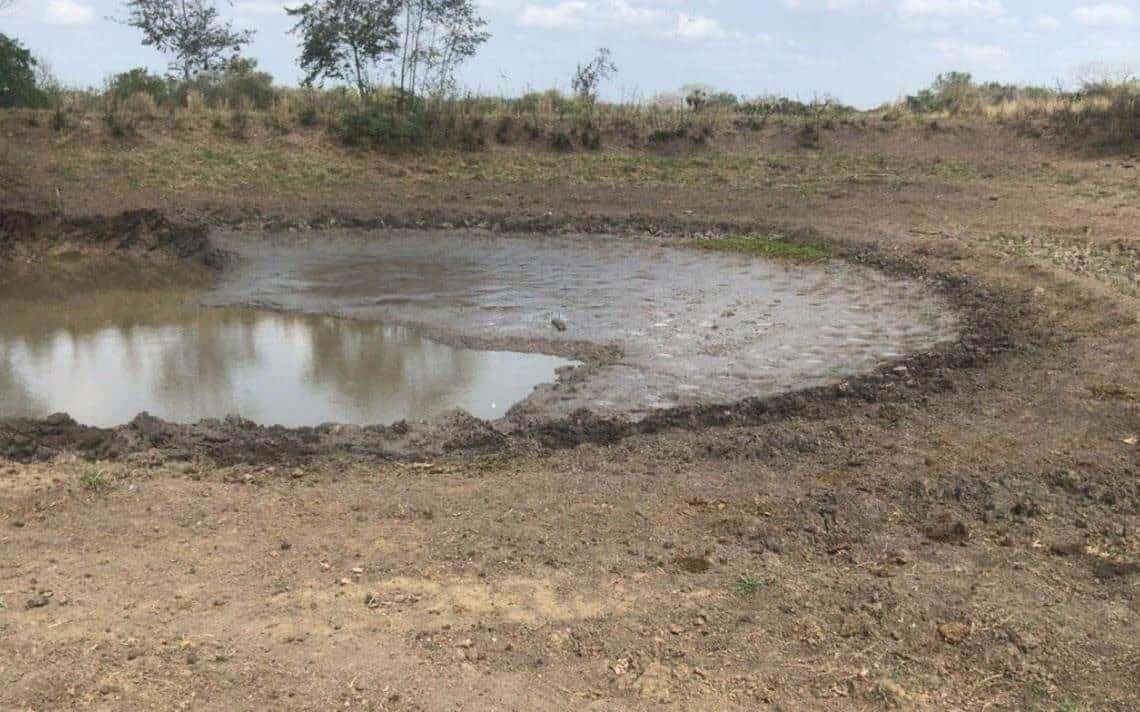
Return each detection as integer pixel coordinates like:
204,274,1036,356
124,1,254,81
571,48,616,104
396,0,488,100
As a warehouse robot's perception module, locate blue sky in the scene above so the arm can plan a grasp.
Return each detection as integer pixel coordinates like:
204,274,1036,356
1,1,1137,106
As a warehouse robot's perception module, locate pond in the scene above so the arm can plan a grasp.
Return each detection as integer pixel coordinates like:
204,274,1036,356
0,292,575,427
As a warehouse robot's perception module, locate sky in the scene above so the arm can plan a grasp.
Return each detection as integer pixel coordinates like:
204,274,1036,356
1,1,1137,107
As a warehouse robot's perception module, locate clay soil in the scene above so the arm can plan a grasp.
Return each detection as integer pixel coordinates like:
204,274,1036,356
0,115,1138,710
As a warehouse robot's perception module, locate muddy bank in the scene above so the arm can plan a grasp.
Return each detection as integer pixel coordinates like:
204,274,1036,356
0,209,223,299
0,211,1030,464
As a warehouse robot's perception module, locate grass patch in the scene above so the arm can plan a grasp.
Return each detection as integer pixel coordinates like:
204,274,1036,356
733,574,761,595
689,234,832,263
80,465,109,492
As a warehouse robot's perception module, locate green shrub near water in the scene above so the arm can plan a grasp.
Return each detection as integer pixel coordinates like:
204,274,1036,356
689,235,833,263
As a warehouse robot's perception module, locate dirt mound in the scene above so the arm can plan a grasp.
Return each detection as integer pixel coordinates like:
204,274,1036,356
0,209,219,264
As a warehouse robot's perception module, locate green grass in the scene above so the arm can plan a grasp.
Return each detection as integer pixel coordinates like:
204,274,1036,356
733,574,761,595
80,465,109,491
689,234,833,263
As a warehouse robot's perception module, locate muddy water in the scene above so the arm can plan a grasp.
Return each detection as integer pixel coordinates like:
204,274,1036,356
0,293,574,427
209,230,960,422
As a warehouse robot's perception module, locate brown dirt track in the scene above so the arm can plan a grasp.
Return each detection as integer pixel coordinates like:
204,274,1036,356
1,117,1138,710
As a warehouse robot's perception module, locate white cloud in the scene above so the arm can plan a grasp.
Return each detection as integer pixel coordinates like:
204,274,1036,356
1072,5,1135,27
44,0,95,25
518,1,663,30
518,1,733,43
897,0,1003,18
675,13,726,42
1032,14,1062,31
931,38,1008,64
782,0,879,10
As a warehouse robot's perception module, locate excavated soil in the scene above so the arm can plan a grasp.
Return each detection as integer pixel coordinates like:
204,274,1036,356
1,122,1138,711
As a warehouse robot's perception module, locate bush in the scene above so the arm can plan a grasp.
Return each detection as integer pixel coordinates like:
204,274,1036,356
336,101,426,148
494,115,514,144
179,57,276,110
797,122,820,149
580,123,602,150
549,130,573,151
0,33,47,108
106,68,170,105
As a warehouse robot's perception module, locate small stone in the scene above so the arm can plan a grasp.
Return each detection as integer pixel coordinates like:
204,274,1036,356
937,621,971,644
456,638,474,649
551,318,567,332
25,594,50,609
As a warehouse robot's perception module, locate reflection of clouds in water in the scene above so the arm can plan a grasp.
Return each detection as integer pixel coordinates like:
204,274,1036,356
0,345,46,418
0,298,570,427
302,317,481,419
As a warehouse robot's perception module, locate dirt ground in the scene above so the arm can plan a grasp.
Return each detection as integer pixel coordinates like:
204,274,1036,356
1,117,1138,710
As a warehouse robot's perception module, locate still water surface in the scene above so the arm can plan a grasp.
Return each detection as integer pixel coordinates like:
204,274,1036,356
0,293,573,427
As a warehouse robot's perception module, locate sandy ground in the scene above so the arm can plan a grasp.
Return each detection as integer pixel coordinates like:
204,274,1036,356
1,118,1138,710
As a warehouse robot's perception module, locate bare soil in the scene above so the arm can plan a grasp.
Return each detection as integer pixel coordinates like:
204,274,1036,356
1,118,1137,710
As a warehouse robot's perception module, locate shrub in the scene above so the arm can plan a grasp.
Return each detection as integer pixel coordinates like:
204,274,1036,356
797,122,820,149
549,130,573,151
106,67,170,105
494,114,514,143
178,57,276,110
580,123,602,150
336,101,427,149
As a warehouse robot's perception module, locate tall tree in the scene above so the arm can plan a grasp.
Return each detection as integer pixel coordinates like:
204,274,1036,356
124,1,254,81
397,0,488,99
287,0,400,96
0,32,45,108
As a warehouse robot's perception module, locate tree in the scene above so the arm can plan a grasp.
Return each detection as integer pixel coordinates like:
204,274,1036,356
0,32,46,108
124,1,254,81
287,0,401,96
571,48,616,104
396,0,488,99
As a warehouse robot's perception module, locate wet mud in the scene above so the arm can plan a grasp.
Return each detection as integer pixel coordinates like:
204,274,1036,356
0,212,1017,464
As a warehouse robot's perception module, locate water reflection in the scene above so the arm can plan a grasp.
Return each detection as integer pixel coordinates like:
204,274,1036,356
0,293,572,427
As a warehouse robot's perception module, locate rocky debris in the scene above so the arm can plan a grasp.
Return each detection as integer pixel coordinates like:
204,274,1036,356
1048,540,1086,557
1093,560,1140,580
923,514,970,544
25,593,50,609
551,318,567,332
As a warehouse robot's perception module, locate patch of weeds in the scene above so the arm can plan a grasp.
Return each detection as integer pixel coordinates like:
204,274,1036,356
797,122,821,149
459,125,485,152
689,234,833,263
580,124,602,150
647,126,688,146
734,574,760,595
549,131,573,152
494,115,514,144
80,465,109,492
230,107,251,139
297,103,320,127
